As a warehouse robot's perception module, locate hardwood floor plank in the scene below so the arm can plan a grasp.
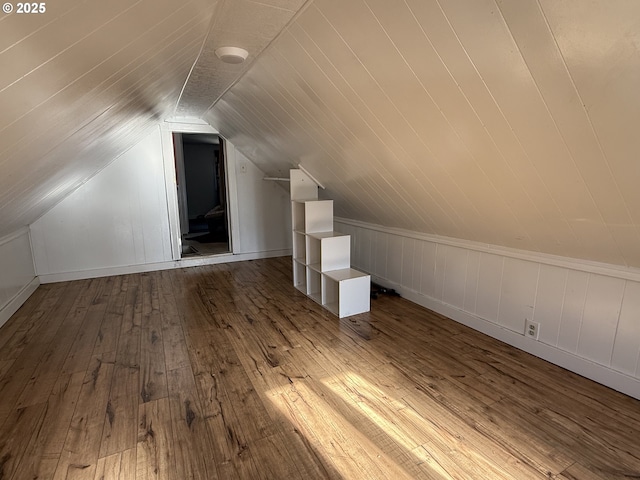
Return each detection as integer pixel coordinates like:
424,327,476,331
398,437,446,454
93,448,136,480
137,398,175,480
11,371,86,480
479,362,640,473
0,359,14,383
250,432,306,480
0,403,47,480
194,370,263,479
0,281,84,427
17,278,109,408
99,276,141,457
166,366,218,480
93,276,128,356
53,352,116,480
157,270,190,372
0,284,58,360
60,277,116,374
0,285,47,354
1,256,639,479
139,273,168,403
274,378,412,479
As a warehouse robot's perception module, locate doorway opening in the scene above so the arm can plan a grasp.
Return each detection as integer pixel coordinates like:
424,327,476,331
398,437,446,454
173,132,231,257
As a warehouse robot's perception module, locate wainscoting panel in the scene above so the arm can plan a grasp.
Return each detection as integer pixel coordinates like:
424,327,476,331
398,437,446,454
0,229,38,329
335,218,640,399
612,281,640,376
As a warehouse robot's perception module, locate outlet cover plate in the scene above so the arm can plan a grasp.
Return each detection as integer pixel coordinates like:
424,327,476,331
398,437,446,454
525,320,540,340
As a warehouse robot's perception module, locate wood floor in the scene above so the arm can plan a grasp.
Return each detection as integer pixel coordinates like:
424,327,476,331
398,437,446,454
0,257,639,479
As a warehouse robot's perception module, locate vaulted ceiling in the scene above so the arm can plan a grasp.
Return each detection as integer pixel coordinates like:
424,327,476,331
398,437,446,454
0,0,304,237
2,0,639,268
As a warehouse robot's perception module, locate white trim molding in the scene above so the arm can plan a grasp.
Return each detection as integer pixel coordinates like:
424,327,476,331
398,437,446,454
0,226,30,247
336,217,640,282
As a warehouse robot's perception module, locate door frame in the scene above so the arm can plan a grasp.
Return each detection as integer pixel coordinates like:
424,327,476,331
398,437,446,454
160,119,239,260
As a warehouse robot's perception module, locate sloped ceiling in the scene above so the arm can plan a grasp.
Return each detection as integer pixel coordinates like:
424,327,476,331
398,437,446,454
2,0,639,269
0,0,304,238
204,0,640,268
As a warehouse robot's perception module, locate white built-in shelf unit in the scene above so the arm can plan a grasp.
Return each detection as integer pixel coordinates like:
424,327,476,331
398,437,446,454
290,169,370,318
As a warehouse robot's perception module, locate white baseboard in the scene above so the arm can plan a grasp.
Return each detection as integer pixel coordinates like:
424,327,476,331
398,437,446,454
38,249,292,284
370,274,640,401
0,277,40,329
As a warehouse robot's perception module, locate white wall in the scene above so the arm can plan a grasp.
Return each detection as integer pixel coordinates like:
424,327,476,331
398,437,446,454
31,128,173,276
336,218,640,400
231,147,292,254
0,229,39,329
30,126,292,281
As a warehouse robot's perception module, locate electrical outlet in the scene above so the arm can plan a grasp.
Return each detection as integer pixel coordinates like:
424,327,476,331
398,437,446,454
525,320,540,340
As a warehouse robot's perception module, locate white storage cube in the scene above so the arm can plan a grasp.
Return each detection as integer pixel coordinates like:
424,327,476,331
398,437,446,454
322,269,370,318
306,232,350,271
302,200,333,233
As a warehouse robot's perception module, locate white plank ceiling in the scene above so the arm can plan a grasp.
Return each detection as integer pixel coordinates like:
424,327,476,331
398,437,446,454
0,0,304,237
205,0,640,268
2,0,640,268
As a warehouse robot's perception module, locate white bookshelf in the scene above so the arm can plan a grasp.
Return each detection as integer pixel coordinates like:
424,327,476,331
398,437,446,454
290,169,370,318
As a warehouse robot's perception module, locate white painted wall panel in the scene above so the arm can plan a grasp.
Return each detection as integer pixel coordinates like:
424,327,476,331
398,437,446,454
533,265,568,347
578,275,625,366
442,245,467,310
475,253,504,323
31,132,293,277
0,229,37,328
336,219,640,398
373,231,388,279
233,151,292,254
419,242,437,299
386,234,403,286
400,237,417,292
557,271,589,354
434,244,447,303
0,232,33,304
463,249,480,314
354,227,373,272
31,129,172,275
410,239,423,294
611,282,640,376
497,258,539,333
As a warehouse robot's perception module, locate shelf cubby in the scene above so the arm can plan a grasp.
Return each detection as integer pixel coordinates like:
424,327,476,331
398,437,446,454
322,269,371,318
307,267,322,304
306,232,350,271
293,260,307,294
293,232,306,263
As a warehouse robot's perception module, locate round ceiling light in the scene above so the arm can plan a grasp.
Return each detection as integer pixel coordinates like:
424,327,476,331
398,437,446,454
215,46,249,64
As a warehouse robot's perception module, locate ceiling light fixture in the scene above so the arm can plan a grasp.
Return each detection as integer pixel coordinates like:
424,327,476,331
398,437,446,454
215,46,249,64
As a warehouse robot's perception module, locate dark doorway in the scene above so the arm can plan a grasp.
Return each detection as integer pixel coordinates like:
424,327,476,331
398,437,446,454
174,133,230,257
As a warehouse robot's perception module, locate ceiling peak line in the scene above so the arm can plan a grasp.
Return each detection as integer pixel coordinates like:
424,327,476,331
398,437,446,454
172,1,221,118
199,0,316,119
